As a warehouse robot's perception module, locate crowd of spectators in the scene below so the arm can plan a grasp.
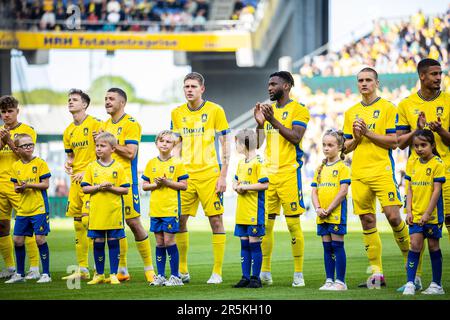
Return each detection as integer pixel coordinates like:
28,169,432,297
7,0,260,32
299,6,450,78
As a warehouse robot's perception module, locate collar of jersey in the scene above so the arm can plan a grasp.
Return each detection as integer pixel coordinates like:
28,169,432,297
275,99,293,108
20,156,37,164
325,159,341,166
111,113,127,124
186,100,207,112
360,96,381,107
97,159,115,167
5,122,22,130
417,90,441,102
74,114,89,126
157,156,172,162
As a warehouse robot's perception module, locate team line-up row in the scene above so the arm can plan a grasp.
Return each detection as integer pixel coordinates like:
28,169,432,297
0,59,449,294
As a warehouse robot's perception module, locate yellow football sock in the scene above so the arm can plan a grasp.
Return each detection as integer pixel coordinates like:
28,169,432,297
286,216,304,273
74,219,89,269
136,237,153,270
363,227,383,274
261,218,275,272
0,235,15,269
176,231,189,274
119,237,128,269
25,235,39,268
416,241,426,278
212,233,226,276
392,220,410,264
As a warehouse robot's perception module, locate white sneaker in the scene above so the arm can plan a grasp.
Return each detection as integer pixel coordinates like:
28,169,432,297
319,278,334,290
179,272,190,283
164,275,184,286
402,281,415,295
0,268,15,279
206,273,222,284
25,270,40,280
331,280,347,291
292,272,305,287
150,275,167,286
5,273,26,284
414,276,423,291
37,273,52,283
260,272,273,285
421,282,445,295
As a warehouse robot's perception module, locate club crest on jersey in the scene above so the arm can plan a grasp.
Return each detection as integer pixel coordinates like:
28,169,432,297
373,110,380,119
426,168,432,176
437,106,444,117
83,128,89,136
333,170,338,177
112,171,118,178
290,202,298,211
125,206,131,215
248,168,252,175
388,192,395,201
214,201,221,210
201,114,208,122
117,127,122,135
282,111,288,120
32,166,37,173
169,166,174,173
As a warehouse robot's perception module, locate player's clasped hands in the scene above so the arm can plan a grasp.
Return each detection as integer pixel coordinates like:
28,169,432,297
0,127,10,141
419,213,430,226
428,116,442,133
417,111,427,129
316,208,328,219
14,182,27,193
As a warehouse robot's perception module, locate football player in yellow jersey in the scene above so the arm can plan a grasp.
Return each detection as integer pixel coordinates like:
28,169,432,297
232,129,268,289
142,130,188,287
0,96,40,280
254,71,310,287
81,132,130,285
402,130,445,295
170,72,231,284
99,88,154,282
311,129,350,291
61,89,101,281
5,134,52,284
397,58,450,237
343,67,410,289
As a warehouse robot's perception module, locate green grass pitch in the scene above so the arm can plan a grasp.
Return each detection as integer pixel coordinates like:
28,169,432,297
0,218,449,300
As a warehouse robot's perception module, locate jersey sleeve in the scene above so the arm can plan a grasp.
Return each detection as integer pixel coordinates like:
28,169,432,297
404,158,413,181
39,160,51,181
81,164,93,187
385,103,398,134
256,161,269,183
170,109,181,136
396,100,411,131
176,162,189,181
292,103,310,128
215,106,230,135
343,110,353,139
124,120,141,145
10,163,18,183
311,169,318,187
433,160,446,183
339,164,351,185
118,165,130,187
141,161,152,183
63,127,72,153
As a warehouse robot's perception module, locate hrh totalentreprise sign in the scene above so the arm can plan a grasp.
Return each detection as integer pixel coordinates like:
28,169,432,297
0,31,251,52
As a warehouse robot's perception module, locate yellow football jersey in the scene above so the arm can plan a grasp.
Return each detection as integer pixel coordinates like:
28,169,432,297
10,157,51,216
264,100,310,175
63,115,102,174
170,100,230,179
235,155,268,225
81,160,129,230
343,97,397,180
142,156,188,218
101,114,141,184
397,91,450,163
311,160,351,224
405,156,446,224
0,123,36,184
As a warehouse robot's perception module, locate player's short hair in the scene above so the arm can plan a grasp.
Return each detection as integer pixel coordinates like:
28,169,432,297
269,71,295,87
0,95,19,111
156,130,177,143
358,67,378,80
184,72,205,86
107,87,127,102
235,128,257,151
417,58,441,75
68,88,91,108
13,133,32,147
95,132,117,147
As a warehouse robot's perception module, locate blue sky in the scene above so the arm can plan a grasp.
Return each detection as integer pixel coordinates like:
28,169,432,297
12,0,449,101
